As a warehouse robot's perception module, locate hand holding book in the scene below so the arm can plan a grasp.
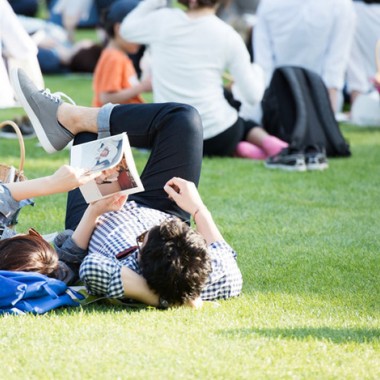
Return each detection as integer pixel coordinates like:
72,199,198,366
70,133,144,203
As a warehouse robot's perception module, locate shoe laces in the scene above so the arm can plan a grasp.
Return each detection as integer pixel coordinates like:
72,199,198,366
41,89,76,105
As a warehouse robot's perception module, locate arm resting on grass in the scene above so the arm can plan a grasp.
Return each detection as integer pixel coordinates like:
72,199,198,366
121,266,159,306
80,253,200,308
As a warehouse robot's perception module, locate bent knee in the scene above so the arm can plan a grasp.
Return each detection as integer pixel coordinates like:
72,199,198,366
166,102,203,140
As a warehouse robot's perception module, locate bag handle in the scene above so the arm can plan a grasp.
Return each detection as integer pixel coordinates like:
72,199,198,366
0,120,26,175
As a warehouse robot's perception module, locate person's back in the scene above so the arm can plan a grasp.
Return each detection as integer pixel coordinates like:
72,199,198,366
253,0,355,111
143,11,238,137
121,0,264,140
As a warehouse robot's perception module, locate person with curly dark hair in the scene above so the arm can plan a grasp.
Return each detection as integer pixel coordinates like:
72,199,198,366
10,67,243,309
140,219,211,306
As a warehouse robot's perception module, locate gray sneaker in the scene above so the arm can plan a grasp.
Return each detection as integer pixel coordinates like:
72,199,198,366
10,68,74,153
265,147,307,172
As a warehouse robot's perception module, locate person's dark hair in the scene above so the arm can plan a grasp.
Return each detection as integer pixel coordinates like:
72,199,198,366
100,8,117,38
69,44,103,73
139,219,211,306
178,0,220,9
0,234,58,276
100,0,140,38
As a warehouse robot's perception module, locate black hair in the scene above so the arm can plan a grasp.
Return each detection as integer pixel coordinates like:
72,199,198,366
139,219,211,306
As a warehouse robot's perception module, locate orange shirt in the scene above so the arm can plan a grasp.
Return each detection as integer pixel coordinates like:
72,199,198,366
92,48,144,107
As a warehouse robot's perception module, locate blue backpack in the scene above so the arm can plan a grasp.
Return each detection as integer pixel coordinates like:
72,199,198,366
0,271,83,315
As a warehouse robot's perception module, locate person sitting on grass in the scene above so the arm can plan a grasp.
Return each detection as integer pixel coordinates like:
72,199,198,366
119,0,288,160
7,67,243,309
92,0,151,107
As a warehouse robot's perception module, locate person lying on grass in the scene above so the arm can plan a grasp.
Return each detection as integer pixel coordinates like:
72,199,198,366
4,67,243,309
0,165,126,284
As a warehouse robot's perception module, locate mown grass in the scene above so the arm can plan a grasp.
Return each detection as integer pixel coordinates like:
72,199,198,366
0,72,379,379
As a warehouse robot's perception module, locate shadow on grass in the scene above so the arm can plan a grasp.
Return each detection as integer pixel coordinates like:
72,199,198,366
219,327,380,344
0,303,152,318
52,301,151,316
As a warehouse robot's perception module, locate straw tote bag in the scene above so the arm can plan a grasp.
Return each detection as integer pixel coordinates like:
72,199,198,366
0,120,27,183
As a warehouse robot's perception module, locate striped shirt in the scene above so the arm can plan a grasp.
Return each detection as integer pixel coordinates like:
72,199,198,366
80,201,242,301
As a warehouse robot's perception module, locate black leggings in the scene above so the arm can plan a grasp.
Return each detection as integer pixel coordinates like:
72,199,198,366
203,117,259,157
65,103,203,230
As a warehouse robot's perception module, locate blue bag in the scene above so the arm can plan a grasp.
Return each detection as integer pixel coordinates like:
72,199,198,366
0,270,83,315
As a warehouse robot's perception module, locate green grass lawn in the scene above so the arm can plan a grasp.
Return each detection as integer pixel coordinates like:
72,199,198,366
0,73,379,379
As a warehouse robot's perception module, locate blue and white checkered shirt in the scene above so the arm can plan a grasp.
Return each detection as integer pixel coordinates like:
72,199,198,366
80,201,242,301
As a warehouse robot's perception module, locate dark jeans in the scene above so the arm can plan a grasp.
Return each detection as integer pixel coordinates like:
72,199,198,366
65,102,203,230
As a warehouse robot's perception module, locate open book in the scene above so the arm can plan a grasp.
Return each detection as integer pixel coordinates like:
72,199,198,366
70,133,144,203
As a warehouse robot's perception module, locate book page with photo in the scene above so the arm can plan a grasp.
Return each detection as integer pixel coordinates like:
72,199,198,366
70,133,144,203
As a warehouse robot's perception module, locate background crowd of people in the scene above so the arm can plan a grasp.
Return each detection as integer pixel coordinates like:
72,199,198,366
1,0,379,126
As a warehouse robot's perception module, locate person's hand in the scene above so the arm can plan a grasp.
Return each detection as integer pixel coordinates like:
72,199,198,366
185,297,203,309
50,165,101,192
164,177,205,216
89,194,128,216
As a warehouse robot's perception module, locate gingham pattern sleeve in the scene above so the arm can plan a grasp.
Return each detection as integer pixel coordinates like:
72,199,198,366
79,253,125,299
82,202,173,299
201,240,243,301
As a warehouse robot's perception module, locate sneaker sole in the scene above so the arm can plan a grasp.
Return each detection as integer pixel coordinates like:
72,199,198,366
10,69,57,153
265,162,307,172
306,163,329,171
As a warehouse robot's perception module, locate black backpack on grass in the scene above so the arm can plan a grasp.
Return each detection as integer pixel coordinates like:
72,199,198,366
262,66,351,157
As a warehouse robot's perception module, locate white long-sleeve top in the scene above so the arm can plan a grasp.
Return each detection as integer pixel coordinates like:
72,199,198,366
346,2,380,94
0,0,38,107
120,0,265,139
254,0,356,91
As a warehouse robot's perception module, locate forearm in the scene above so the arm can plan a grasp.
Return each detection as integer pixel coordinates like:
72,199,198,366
228,32,265,105
121,266,159,306
164,178,224,245
193,207,223,245
100,83,148,104
6,176,67,201
71,205,99,249
231,61,265,106
5,166,101,202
